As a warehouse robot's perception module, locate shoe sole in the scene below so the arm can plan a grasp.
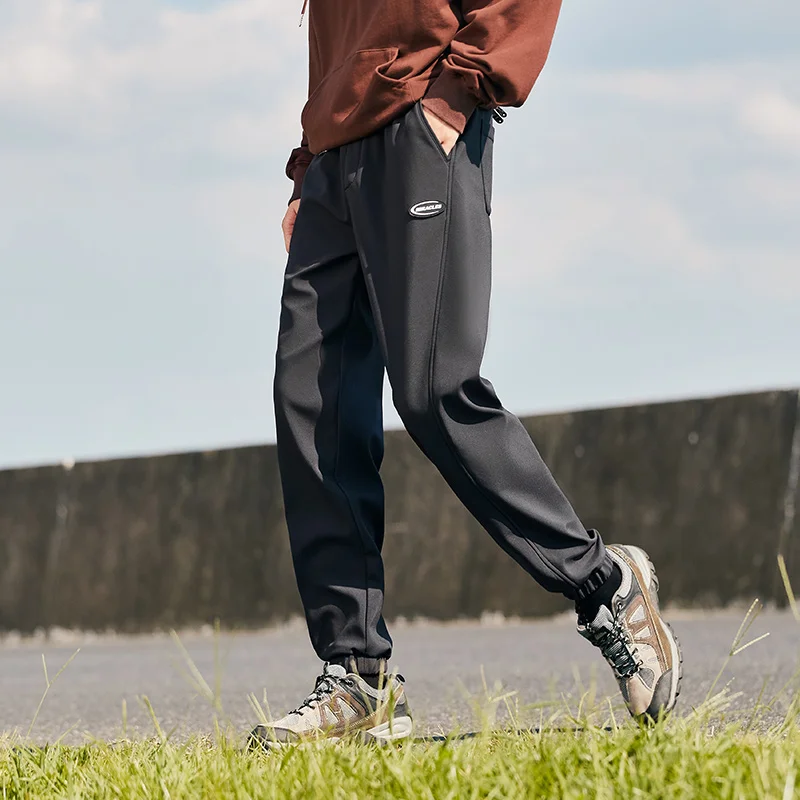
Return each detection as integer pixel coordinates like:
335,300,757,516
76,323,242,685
609,545,683,720
251,716,414,752
361,715,415,744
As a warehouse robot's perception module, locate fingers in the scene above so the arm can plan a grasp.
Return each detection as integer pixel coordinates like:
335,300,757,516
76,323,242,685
437,129,458,156
282,200,301,253
422,106,460,156
441,133,458,156
282,216,293,253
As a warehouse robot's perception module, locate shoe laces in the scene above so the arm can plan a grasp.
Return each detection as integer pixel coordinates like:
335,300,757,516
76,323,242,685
289,668,350,716
584,601,642,679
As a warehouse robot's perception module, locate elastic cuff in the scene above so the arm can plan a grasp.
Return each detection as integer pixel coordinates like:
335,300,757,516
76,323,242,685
571,549,615,602
421,66,479,134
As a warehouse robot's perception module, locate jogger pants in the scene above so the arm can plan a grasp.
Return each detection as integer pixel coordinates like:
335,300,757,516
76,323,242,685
274,101,612,673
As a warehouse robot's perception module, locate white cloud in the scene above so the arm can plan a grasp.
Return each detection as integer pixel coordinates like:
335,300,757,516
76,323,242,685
489,59,800,297
740,91,800,155
0,0,304,146
0,0,296,96
737,169,800,214
568,61,800,144
492,179,719,296
0,0,307,289
0,0,798,467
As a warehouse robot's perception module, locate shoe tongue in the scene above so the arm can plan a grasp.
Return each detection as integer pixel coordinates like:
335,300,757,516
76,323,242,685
588,604,615,630
324,663,347,679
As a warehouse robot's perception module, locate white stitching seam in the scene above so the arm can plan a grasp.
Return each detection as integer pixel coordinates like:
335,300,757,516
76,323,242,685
423,137,578,593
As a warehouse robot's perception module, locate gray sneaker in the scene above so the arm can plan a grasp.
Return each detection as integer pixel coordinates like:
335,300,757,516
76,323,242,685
248,663,413,749
578,545,683,721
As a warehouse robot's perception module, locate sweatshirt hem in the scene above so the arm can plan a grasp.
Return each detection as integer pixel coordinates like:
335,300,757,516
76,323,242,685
421,67,479,134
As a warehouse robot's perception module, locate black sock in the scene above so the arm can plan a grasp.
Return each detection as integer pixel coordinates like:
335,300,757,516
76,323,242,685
337,657,388,690
360,673,385,690
576,562,623,622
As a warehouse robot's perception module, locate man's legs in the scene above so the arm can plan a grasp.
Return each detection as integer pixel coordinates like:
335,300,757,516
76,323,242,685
268,104,681,732
344,102,614,601
274,148,391,675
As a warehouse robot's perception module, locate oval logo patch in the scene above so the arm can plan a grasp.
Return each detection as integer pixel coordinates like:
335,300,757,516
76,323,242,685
409,200,445,219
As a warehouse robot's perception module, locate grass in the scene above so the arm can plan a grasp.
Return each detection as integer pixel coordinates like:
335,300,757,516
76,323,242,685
4,668,800,800
2,560,800,799
2,718,800,799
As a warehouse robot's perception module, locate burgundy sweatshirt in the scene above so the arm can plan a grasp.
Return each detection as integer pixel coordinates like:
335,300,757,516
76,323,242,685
286,0,563,203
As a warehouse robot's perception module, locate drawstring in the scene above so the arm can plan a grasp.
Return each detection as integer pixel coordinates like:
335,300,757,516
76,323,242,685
299,0,308,27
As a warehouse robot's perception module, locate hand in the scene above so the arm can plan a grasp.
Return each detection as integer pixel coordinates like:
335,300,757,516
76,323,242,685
282,199,301,253
422,106,460,156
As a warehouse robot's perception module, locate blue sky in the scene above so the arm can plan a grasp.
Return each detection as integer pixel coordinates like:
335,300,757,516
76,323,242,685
0,0,798,469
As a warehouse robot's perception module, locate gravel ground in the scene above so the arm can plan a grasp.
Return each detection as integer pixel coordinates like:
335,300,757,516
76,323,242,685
2,609,798,745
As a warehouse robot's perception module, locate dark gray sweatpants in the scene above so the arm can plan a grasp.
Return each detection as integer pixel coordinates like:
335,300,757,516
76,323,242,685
274,101,612,673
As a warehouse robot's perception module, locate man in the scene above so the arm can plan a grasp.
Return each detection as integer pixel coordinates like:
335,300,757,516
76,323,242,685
250,0,682,748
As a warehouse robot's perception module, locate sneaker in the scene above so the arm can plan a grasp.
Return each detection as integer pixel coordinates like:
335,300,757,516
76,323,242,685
248,663,413,749
578,545,683,721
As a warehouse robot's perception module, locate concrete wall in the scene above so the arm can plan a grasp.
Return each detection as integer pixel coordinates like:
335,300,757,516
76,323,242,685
1,390,798,633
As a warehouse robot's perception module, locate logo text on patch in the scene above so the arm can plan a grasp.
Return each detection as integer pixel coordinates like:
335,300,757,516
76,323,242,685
409,201,445,219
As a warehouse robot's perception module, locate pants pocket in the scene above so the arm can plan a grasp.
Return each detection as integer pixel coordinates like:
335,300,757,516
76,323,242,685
414,100,454,164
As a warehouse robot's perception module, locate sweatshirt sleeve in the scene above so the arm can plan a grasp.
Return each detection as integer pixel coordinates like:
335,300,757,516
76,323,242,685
286,132,314,205
422,0,563,134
